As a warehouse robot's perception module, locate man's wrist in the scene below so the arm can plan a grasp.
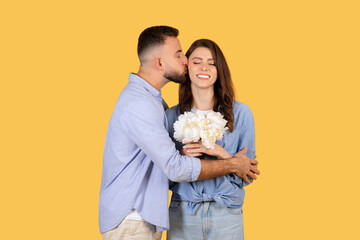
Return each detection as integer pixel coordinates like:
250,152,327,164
225,157,236,174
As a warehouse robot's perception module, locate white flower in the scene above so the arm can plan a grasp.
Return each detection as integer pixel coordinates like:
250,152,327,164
173,111,228,149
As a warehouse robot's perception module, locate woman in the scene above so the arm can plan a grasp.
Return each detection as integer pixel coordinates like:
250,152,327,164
165,39,256,240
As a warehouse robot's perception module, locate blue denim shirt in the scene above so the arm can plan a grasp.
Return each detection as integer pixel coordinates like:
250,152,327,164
99,73,201,233
166,101,255,214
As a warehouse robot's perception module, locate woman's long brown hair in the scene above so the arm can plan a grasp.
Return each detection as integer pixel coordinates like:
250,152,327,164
179,39,235,132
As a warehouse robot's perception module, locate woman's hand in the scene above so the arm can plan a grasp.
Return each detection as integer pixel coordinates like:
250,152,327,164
181,141,232,159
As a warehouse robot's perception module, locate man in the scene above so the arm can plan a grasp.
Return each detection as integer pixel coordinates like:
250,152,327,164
99,26,260,240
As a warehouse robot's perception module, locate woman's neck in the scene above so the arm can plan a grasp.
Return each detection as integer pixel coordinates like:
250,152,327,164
191,86,215,111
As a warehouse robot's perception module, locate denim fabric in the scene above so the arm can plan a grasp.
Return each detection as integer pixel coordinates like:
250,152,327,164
166,102,255,214
168,200,244,240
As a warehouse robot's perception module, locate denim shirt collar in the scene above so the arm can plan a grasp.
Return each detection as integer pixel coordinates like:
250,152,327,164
128,73,163,103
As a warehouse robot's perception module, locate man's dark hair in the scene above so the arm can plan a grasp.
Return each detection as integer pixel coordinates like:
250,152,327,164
137,26,179,63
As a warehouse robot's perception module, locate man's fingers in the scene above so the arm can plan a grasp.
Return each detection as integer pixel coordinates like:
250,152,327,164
242,174,250,183
247,172,257,180
250,158,258,165
234,147,248,157
250,165,260,175
239,147,248,154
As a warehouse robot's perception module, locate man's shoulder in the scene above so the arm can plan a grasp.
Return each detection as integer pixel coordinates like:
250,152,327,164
118,82,152,102
116,83,161,113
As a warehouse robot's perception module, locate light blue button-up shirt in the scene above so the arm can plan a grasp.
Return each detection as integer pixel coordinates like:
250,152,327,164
166,101,255,214
99,73,201,233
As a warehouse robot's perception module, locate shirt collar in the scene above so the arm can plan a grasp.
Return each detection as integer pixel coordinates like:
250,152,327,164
128,73,163,102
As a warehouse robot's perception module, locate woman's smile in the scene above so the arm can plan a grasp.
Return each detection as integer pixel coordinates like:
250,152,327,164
196,74,211,79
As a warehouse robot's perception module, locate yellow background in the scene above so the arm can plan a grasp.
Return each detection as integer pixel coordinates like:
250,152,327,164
1,0,359,239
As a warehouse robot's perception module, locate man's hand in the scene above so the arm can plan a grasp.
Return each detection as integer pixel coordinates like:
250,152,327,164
231,147,260,183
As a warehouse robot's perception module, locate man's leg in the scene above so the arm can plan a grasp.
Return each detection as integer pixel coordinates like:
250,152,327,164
102,219,162,240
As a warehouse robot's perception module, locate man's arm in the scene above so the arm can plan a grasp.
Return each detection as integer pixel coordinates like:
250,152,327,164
119,103,201,182
180,143,259,182
120,100,258,183
197,147,259,182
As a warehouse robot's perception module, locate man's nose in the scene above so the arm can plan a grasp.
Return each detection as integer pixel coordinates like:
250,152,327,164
182,56,188,65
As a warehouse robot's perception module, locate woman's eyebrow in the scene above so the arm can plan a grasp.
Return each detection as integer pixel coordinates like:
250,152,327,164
191,57,214,61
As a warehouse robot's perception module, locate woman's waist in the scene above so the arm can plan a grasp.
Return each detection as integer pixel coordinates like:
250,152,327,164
170,192,244,214
170,182,245,205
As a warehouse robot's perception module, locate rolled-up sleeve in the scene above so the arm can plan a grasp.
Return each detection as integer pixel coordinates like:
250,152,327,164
228,105,256,187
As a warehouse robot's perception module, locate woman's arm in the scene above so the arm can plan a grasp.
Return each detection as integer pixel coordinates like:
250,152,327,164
181,142,232,159
180,142,259,182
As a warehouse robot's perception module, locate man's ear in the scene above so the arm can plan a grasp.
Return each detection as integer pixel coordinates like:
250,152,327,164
154,57,164,71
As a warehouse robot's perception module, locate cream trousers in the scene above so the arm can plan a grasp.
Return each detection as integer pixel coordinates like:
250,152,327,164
102,219,162,240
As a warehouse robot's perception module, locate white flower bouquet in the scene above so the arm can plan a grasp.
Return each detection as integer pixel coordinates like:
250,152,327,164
173,111,229,149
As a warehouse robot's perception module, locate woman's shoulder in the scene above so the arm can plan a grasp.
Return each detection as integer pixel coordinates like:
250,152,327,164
232,100,254,132
165,104,181,127
165,104,180,116
233,100,252,114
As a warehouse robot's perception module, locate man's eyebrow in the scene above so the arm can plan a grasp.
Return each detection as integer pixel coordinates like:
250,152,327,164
175,49,182,54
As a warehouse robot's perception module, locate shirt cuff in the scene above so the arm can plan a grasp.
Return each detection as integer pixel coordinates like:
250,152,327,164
188,157,201,182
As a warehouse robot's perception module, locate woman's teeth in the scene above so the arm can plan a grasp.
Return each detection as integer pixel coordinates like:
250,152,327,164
197,74,210,79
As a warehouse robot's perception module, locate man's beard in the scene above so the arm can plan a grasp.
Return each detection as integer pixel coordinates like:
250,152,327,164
164,70,187,84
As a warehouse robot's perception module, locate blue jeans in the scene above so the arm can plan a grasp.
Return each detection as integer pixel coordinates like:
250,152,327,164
168,200,244,240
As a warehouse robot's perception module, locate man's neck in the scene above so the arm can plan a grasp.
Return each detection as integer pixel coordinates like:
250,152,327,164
137,68,166,91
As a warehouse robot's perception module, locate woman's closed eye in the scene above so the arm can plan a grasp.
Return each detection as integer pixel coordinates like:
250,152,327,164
193,62,215,66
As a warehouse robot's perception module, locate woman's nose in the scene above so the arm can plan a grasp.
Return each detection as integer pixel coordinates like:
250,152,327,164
201,64,208,71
